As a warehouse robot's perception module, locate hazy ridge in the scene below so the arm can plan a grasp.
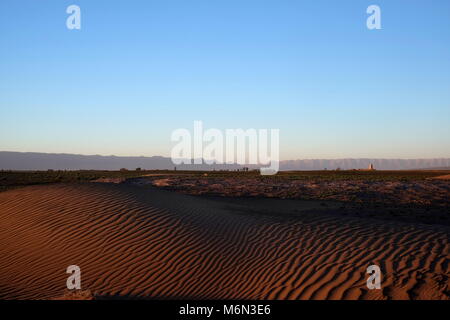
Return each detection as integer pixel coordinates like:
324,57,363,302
1,151,450,171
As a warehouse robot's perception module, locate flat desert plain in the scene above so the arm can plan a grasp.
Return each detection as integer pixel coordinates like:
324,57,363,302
0,172,449,300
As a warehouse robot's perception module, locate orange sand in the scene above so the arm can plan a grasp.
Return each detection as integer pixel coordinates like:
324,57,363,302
0,183,448,300
431,174,450,180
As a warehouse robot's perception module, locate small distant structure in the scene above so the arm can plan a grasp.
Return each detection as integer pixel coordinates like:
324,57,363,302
355,163,376,171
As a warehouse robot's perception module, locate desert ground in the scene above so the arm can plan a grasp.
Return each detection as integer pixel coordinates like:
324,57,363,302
0,170,449,300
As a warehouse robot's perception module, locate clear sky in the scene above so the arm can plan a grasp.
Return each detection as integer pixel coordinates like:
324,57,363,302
1,0,449,160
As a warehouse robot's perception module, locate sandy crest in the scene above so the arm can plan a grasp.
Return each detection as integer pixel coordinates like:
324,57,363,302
430,174,450,180
0,183,448,300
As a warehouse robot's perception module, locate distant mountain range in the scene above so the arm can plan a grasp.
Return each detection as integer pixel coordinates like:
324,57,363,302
279,159,450,171
0,152,241,171
1,151,449,171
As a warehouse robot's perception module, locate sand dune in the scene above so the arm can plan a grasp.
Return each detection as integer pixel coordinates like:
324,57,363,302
431,174,450,180
0,183,448,300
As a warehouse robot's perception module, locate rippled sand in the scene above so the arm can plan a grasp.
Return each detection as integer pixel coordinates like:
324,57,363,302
0,183,448,300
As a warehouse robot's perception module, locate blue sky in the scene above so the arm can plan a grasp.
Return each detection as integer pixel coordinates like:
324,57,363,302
1,0,449,160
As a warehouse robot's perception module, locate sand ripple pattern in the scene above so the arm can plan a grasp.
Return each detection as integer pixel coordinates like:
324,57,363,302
0,184,448,300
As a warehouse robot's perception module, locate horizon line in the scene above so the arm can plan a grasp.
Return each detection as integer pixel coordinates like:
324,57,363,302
1,150,450,161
